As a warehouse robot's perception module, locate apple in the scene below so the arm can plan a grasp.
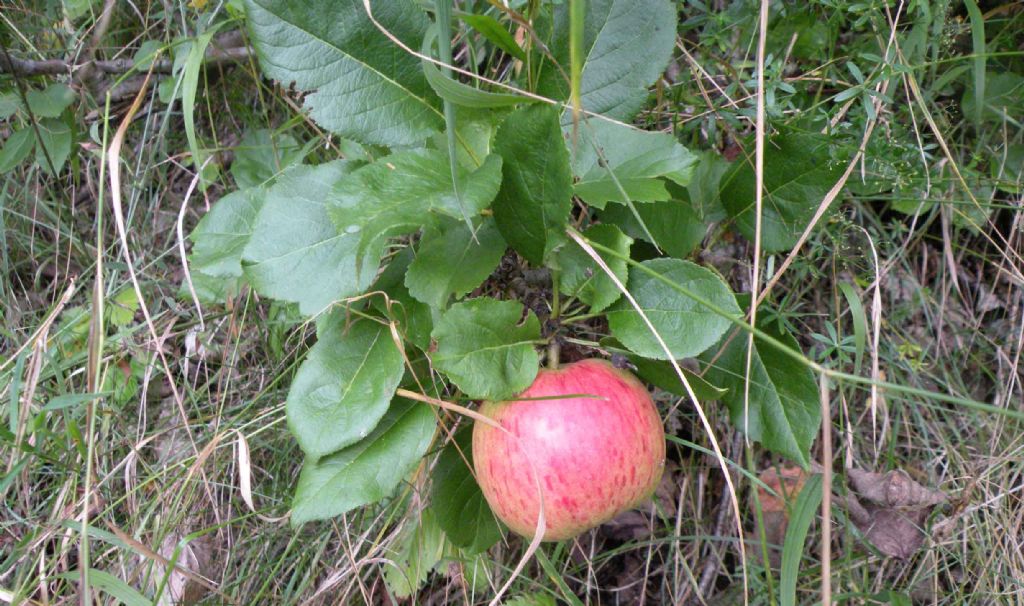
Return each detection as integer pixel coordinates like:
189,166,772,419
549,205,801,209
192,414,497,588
472,358,666,541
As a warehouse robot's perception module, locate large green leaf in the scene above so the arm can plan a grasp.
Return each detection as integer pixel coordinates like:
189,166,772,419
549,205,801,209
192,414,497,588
327,150,502,270
599,337,727,402
702,319,820,467
405,217,507,309
431,299,540,400
287,317,405,460
372,247,435,351
245,0,442,146
430,429,502,554
720,131,845,252
557,223,632,313
241,160,375,315
492,105,573,265
291,398,436,525
190,188,266,278
607,258,741,360
539,0,677,122
571,122,696,208
600,199,705,259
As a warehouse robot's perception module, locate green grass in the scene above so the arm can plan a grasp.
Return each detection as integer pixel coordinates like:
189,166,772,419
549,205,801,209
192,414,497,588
2,0,1022,604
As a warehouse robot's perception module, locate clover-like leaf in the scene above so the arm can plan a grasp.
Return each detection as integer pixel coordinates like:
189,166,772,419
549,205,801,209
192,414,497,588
291,398,436,525
608,258,741,360
431,299,540,400
245,0,442,145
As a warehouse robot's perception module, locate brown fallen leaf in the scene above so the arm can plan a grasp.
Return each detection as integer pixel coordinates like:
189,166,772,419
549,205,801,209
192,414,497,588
846,468,947,559
752,466,809,567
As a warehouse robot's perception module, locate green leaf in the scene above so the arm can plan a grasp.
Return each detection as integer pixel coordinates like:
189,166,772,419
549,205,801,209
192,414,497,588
35,118,72,175
385,509,447,598
131,40,163,71
291,398,436,525
0,128,34,173
108,288,139,327
56,569,150,606
702,319,820,467
430,428,502,554
190,188,266,278
456,12,527,61
780,474,823,606
720,131,846,252
492,104,573,265
231,128,305,188
539,0,677,122
328,150,502,271
287,317,405,460
557,223,631,313
607,258,740,360
241,160,375,316
0,91,22,120
571,122,697,209
245,0,442,146
599,337,727,402
431,299,540,400
25,83,75,118
405,217,506,309
505,593,558,606
685,150,731,223
600,199,704,259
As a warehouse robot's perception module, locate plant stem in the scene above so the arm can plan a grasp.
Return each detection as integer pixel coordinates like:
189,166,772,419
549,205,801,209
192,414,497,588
548,268,561,369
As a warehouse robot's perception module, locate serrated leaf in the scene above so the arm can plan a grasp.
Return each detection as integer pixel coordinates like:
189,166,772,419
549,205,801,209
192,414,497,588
385,509,446,598
539,0,677,122
0,91,22,120
35,118,72,175
702,319,820,467
431,429,502,554
245,0,442,146
291,398,436,525
431,299,540,400
108,288,139,327
599,337,727,402
231,128,305,189
327,150,502,271
571,122,697,208
286,317,405,460
608,258,740,360
600,199,704,259
720,131,846,252
0,128,34,173
557,223,631,312
405,217,506,309
241,160,375,316
492,105,573,265
190,188,266,278
25,83,75,118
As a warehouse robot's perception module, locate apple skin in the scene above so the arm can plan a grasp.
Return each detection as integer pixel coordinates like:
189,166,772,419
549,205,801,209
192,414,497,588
472,358,666,541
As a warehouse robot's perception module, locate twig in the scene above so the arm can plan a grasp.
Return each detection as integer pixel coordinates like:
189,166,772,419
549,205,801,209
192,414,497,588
0,43,249,77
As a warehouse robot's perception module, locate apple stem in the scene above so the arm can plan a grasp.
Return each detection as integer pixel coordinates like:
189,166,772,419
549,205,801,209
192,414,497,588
548,268,561,369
